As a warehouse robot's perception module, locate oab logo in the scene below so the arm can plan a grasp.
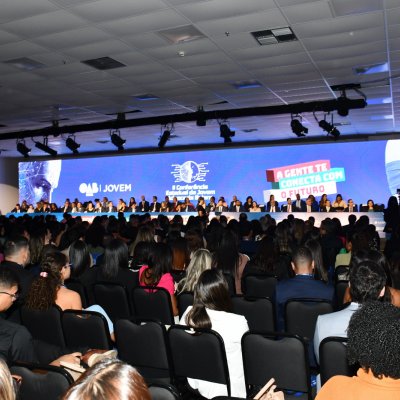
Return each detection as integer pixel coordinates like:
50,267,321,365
171,161,209,183
79,183,99,197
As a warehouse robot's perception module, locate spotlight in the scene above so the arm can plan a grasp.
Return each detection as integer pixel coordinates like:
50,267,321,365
158,124,173,148
65,136,80,154
219,121,235,143
318,117,340,139
290,115,308,137
35,137,58,156
16,140,31,158
110,130,126,151
196,106,207,127
337,93,350,117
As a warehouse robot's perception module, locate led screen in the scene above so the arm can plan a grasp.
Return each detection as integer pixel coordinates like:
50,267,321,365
19,139,400,206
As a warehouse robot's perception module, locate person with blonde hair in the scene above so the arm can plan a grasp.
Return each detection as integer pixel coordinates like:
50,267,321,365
62,359,151,400
177,249,212,293
0,360,16,400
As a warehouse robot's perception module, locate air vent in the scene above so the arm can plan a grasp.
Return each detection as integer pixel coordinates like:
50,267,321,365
233,80,262,89
4,57,46,71
157,25,206,44
96,140,110,144
251,27,297,46
242,128,259,133
81,57,126,70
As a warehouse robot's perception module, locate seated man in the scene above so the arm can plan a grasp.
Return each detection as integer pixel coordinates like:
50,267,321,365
314,260,386,363
316,301,400,399
275,247,334,331
0,269,82,367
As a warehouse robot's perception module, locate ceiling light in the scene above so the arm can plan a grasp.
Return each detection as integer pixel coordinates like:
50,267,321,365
16,140,31,158
219,121,235,143
110,130,125,151
336,90,350,117
35,137,58,156
65,136,80,154
158,124,173,148
290,115,308,137
317,114,340,139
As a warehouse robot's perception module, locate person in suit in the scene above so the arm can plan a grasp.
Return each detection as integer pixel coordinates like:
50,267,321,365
181,197,195,212
229,195,238,210
294,193,306,212
344,199,358,212
206,196,217,213
320,199,336,212
215,199,229,212
275,247,334,331
139,195,149,212
164,195,173,211
106,201,117,213
281,198,294,213
60,200,72,213
230,199,245,212
314,260,386,363
266,195,280,212
149,196,161,212
11,204,22,213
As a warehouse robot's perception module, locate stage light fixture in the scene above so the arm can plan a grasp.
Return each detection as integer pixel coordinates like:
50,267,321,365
290,115,308,137
16,140,31,158
110,129,126,151
337,90,350,117
317,113,340,139
219,121,235,143
196,106,207,127
35,137,58,156
65,135,80,154
158,124,173,148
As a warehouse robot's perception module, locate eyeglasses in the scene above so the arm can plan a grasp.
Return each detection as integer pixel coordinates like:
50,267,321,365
0,291,19,300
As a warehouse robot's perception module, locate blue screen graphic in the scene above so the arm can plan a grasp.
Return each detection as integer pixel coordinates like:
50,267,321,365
19,139,400,206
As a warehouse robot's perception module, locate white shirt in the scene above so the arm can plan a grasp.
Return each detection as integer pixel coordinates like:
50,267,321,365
180,307,249,399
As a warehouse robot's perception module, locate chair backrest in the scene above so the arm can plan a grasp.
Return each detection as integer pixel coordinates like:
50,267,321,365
132,286,174,325
20,305,65,347
285,299,333,340
148,383,181,400
319,336,358,385
177,291,194,319
231,296,275,332
242,331,311,400
93,282,132,322
62,309,113,350
334,266,349,283
168,325,231,396
65,279,88,308
170,270,186,283
223,272,236,296
10,362,73,400
115,319,172,381
241,274,277,298
335,281,349,308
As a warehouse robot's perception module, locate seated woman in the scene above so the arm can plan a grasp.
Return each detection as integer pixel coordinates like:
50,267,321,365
177,248,212,293
139,242,179,316
180,269,249,398
319,193,328,211
249,201,261,212
25,252,114,339
316,301,400,399
367,199,376,212
332,194,346,211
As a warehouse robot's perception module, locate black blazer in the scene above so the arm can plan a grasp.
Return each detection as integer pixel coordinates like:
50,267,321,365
344,205,358,212
149,202,161,212
139,201,150,212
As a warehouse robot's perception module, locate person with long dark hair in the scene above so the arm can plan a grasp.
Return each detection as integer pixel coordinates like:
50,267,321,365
384,195,400,240
181,269,249,398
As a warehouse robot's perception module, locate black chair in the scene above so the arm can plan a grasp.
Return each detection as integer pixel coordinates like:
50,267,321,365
231,296,275,332
170,269,186,283
10,362,74,400
334,266,349,282
115,318,172,383
242,331,312,400
284,299,333,341
335,280,349,308
319,336,358,385
62,309,113,350
132,286,174,325
168,325,231,397
20,305,65,348
93,282,133,322
65,279,88,308
177,291,194,319
148,383,182,400
241,274,277,298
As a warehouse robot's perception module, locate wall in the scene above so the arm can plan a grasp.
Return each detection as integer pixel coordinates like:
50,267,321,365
0,157,19,214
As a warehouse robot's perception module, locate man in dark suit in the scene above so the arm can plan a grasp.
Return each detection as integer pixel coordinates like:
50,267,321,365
215,199,228,212
294,193,306,212
266,195,280,212
164,195,173,211
229,195,238,210
106,201,117,212
320,200,336,212
281,198,294,213
149,196,161,212
139,195,149,212
344,199,358,212
230,199,245,212
206,196,216,213
275,247,334,331
59,200,72,213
